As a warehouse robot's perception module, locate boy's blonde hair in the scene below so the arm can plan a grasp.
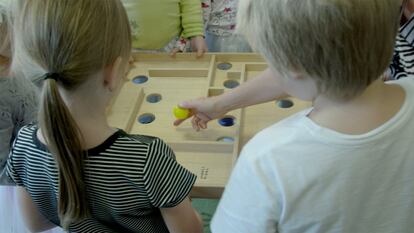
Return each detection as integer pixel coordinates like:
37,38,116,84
12,0,131,228
237,0,400,100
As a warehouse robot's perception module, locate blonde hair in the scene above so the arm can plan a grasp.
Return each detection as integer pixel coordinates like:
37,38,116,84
237,0,400,100
12,0,131,228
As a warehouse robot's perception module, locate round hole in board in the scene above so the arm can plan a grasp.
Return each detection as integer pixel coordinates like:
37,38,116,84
217,62,232,70
223,79,240,89
146,94,162,103
138,113,155,124
218,115,236,127
216,136,235,142
277,99,294,108
132,75,148,84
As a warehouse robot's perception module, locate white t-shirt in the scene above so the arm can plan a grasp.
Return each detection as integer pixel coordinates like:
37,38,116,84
211,78,414,233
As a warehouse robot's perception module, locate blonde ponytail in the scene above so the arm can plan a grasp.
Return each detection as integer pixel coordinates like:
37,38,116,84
40,76,89,227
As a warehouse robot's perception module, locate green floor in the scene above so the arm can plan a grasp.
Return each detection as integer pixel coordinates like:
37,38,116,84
192,199,219,233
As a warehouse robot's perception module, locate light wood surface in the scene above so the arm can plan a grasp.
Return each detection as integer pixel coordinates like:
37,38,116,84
107,53,312,198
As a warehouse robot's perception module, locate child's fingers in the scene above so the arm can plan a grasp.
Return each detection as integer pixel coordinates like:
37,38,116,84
195,112,211,123
196,49,204,57
199,43,208,57
196,45,206,57
199,121,208,129
170,48,180,57
174,118,185,126
192,117,201,131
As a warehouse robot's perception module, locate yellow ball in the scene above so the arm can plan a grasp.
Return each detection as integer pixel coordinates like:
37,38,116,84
173,106,190,119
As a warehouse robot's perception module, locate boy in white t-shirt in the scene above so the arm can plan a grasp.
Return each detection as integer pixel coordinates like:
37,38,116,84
209,0,414,232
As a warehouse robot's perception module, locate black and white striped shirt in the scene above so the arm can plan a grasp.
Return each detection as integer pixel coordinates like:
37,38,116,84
6,125,196,233
390,15,414,80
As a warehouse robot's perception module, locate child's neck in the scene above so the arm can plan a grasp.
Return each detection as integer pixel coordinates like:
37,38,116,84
68,97,117,149
308,79,405,135
38,87,117,150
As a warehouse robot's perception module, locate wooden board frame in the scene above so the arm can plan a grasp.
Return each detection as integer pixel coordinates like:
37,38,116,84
107,53,311,198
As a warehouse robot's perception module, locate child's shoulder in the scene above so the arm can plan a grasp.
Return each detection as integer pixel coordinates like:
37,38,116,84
111,131,172,156
391,75,414,87
15,124,37,137
116,131,163,146
241,108,312,159
11,124,38,148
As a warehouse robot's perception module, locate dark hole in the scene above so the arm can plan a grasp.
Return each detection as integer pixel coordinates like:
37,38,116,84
132,75,148,84
138,113,155,124
277,99,294,108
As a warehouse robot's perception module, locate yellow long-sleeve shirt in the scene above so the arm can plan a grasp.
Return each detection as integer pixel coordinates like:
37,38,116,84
122,0,204,50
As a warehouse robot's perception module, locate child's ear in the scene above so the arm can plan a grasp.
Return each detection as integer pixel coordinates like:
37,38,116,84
103,56,123,91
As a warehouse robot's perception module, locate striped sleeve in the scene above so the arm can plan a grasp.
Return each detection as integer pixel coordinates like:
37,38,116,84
390,15,414,80
400,14,414,44
142,138,196,208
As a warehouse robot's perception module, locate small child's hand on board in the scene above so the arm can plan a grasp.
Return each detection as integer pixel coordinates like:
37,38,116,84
190,36,208,58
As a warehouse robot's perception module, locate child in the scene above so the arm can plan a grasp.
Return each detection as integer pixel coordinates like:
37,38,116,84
201,0,251,52
6,0,203,232
122,0,208,56
0,1,42,232
180,0,414,231
389,0,414,79
210,0,414,232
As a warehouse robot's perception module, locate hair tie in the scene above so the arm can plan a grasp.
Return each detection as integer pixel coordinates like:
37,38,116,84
43,72,61,81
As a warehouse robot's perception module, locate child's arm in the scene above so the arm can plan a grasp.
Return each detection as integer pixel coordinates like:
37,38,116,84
180,0,208,56
174,68,289,130
143,138,201,232
16,186,57,232
160,197,203,233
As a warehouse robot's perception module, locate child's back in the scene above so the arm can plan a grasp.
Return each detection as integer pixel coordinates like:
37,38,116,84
8,127,195,232
211,0,414,232
213,78,414,232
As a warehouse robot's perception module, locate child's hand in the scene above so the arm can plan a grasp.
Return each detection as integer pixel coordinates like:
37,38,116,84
190,36,208,58
170,37,189,57
173,96,226,131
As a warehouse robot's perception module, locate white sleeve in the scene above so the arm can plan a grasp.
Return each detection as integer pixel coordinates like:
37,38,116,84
210,150,280,233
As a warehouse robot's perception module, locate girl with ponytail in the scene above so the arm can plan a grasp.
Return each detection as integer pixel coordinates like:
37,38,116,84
6,0,202,232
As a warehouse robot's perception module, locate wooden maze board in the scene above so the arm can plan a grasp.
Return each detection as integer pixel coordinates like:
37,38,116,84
107,53,311,198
